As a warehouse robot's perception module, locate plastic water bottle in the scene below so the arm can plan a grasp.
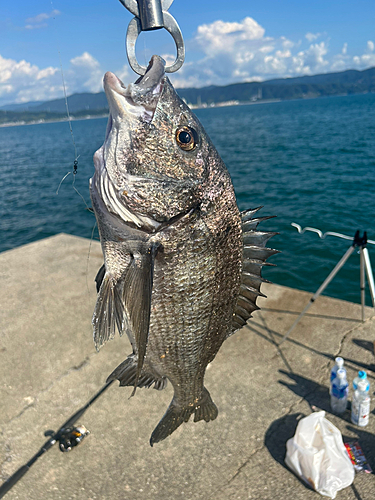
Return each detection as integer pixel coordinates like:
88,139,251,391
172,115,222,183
351,379,371,427
330,357,345,395
353,370,369,392
330,357,345,382
330,369,349,414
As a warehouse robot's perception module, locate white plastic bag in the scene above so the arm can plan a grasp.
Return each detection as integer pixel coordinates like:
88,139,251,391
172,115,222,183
285,411,354,499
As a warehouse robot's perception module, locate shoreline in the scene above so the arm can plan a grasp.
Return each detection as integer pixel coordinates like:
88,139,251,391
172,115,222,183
0,113,109,129
0,91,370,128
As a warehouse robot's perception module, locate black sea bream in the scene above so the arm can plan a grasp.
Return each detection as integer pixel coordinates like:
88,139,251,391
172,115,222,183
90,55,277,445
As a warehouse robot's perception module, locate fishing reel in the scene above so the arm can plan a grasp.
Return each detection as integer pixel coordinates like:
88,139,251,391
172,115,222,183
45,425,90,452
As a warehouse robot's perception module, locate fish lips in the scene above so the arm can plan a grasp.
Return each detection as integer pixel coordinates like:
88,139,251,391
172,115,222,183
103,55,165,130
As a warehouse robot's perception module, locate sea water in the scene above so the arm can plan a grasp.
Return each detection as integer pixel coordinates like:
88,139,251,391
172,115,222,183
0,92,374,305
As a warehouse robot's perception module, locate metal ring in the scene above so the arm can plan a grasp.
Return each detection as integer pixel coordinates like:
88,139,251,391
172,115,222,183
119,0,174,18
126,13,185,75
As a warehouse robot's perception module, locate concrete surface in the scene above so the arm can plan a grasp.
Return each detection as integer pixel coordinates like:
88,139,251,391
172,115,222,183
0,234,374,500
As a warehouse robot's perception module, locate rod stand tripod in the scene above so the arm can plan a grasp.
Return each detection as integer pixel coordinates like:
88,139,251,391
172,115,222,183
279,230,375,346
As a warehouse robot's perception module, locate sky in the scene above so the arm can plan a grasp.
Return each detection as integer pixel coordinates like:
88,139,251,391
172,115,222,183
1,0,375,106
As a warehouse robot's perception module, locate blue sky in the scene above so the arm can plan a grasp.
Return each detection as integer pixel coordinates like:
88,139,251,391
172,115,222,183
1,0,375,105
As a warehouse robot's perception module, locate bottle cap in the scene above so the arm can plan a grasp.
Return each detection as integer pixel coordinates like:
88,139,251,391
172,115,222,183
335,357,344,368
358,370,367,380
336,369,346,379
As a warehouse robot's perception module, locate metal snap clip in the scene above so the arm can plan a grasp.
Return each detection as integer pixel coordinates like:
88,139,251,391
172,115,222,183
119,0,185,75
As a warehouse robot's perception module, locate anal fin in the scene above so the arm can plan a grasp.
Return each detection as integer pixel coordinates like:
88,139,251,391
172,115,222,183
106,354,167,391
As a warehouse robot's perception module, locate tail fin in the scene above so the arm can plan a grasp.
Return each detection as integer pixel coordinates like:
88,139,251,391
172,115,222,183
150,387,218,446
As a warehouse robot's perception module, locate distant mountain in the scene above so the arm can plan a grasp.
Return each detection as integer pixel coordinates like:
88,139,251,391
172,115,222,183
0,100,45,111
31,92,109,113
0,92,108,114
1,67,374,124
178,67,375,105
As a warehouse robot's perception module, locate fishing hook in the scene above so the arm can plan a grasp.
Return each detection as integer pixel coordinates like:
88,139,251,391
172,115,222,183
119,0,185,75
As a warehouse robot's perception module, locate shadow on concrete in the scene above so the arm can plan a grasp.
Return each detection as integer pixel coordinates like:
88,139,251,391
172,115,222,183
264,412,303,467
248,319,375,378
261,307,363,323
277,370,354,423
264,412,315,493
352,339,374,354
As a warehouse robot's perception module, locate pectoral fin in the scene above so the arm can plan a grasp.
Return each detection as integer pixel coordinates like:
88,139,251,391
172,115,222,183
93,271,128,350
92,242,159,395
122,243,159,395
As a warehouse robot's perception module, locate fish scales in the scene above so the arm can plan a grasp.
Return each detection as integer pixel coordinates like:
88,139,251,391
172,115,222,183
90,55,275,445
148,182,242,402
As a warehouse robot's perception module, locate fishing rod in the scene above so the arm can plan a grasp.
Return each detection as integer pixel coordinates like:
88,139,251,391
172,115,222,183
279,224,375,346
0,381,113,499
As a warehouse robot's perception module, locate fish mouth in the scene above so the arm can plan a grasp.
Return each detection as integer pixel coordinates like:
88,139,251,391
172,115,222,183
103,55,165,126
90,56,166,233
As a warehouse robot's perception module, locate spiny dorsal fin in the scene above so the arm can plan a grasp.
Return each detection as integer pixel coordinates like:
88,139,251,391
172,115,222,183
230,207,278,335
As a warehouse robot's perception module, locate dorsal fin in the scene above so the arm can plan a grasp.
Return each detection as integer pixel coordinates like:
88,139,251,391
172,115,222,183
231,207,279,335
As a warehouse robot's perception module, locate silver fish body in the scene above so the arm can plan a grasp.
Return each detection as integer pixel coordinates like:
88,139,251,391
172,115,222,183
90,56,277,445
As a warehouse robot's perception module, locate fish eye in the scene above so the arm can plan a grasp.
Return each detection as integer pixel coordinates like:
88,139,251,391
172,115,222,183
175,126,198,151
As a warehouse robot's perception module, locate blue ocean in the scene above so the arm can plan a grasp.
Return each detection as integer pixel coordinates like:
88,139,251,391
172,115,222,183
1,93,374,305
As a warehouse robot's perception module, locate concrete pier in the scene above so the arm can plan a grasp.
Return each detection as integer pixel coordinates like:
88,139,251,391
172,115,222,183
1,234,374,499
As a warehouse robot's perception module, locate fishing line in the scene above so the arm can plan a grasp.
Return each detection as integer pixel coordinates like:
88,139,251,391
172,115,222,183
50,1,95,307
50,0,92,212
56,171,71,194
58,50,78,164
56,50,91,207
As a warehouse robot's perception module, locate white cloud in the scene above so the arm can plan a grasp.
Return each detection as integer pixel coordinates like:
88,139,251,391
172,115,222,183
25,9,60,30
0,52,105,106
69,52,102,92
2,17,375,106
170,19,375,88
305,32,321,42
115,65,132,84
281,37,294,50
195,18,266,55
352,40,375,69
170,19,332,87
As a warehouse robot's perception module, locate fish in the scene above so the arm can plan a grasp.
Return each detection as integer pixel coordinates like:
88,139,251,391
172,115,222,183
89,55,277,446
